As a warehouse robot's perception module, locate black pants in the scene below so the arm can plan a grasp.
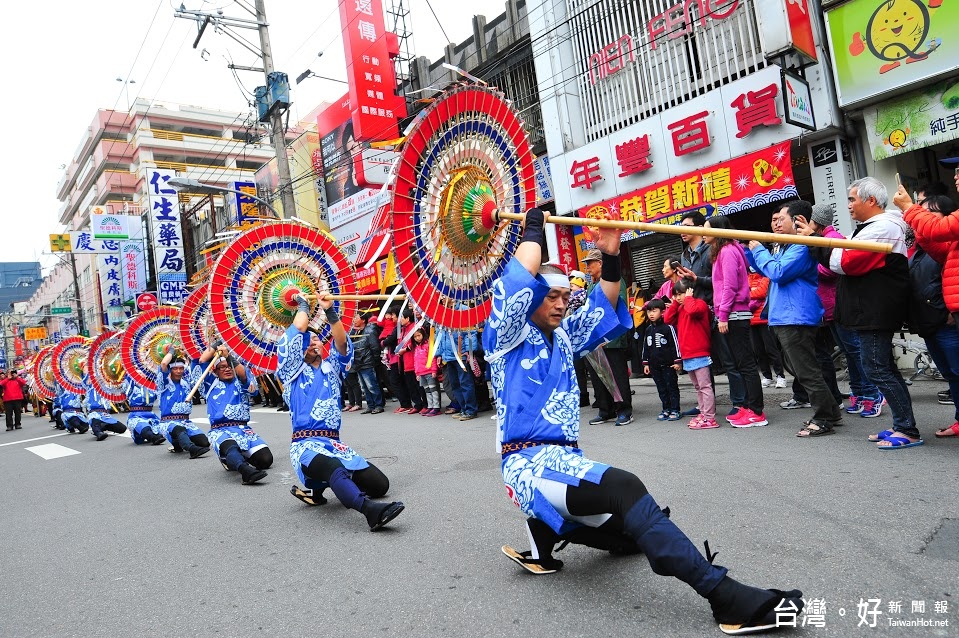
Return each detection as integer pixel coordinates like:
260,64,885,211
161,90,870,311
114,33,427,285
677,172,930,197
590,347,633,418
169,425,210,451
650,364,680,412
402,369,423,410
574,357,590,405
722,320,764,414
469,351,492,410
4,400,23,428
89,417,127,436
787,326,843,405
302,454,390,498
219,439,273,470
388,363,411,408
750,324,784,379
344,371,363,407
775,325,843,426
629,328,645,377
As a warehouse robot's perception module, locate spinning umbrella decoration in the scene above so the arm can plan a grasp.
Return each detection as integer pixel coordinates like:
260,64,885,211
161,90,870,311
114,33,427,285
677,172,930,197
88,330,127,403
386,84,532,330
51,336,89,394
179,283,212,360
208,220,358,371
31,345,57,401
121,306,181,391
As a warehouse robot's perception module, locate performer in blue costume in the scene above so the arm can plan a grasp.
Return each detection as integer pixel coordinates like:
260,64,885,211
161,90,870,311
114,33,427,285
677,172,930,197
200,344,272,485
50,393,64,430
157,347,211,459
122,376,166,446
276,292,404,531
83,373,127,441
485,208,803,635
56,380,89,435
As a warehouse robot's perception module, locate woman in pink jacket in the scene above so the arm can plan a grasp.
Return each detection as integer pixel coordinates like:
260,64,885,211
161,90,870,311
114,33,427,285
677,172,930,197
703,215,766,427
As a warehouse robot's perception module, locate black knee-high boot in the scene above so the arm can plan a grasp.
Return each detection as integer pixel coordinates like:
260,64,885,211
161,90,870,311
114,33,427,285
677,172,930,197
623,494,727,597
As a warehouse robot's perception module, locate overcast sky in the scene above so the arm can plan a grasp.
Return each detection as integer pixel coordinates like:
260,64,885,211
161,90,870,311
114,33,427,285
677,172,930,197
1,0,511,271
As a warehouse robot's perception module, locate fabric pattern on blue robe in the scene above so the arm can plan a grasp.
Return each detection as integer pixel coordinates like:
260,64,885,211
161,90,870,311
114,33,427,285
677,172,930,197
57,382,88,425
157,361,205,443
83,374,120,425
122,376,162,444
483,259,632,533
204,376,267,455
276,324,365,489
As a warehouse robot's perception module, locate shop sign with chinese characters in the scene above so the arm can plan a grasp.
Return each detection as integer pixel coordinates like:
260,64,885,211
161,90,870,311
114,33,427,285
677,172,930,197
69,232,120,255
97,252,124,326
146,168,187,305
553,65,808,214
577,143,797,241
863,79,959,160
338,0,406,140
119,240,147,300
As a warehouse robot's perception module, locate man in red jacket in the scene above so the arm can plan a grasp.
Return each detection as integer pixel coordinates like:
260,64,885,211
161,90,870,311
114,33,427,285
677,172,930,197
0,369,29,430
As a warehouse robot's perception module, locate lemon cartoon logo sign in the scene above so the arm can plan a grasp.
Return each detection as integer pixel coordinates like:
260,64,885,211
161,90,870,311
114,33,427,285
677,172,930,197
826,0,955,106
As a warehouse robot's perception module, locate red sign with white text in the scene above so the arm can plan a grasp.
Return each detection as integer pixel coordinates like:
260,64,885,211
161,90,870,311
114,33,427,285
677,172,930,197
577,144,797,241
338,0,406,141
786,0,817,62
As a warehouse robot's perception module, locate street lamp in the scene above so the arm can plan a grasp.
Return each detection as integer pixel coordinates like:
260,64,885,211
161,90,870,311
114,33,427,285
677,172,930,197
295,69,348,85
166,177,280,217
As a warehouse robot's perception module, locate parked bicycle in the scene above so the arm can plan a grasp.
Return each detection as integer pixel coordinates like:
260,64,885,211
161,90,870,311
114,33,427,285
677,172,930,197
832,332,940,385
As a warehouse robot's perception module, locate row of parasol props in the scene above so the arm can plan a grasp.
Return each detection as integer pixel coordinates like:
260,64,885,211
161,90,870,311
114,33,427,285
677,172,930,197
26,82,892,403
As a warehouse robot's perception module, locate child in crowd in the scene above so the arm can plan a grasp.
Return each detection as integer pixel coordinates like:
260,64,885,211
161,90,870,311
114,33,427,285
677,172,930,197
642,299,682,421
412,327,441,416
664,279,717,430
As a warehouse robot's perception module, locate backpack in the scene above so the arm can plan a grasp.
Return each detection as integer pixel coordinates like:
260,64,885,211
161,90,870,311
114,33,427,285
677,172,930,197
907,247,949,338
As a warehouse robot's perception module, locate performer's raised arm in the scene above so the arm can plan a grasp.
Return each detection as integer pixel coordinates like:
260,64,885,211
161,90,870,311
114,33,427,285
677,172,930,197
316,292,347,356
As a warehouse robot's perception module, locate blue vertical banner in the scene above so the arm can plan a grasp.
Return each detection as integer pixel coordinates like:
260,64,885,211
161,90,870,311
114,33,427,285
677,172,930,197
226,181,258,224
147,168,187,304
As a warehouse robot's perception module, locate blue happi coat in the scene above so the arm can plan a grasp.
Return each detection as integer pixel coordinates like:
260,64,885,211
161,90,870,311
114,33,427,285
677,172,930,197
83,374,120,425
57,382,87,425
276,324,363,490
205,376,266,456
157,361,205,443
123,376,162,444
483,259,631,533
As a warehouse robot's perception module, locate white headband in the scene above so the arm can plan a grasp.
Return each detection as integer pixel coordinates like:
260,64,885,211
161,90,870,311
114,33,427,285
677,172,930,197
542,273,571,290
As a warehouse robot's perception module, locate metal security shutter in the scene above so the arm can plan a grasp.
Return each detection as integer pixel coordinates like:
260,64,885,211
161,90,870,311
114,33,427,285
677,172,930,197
629,236,684,292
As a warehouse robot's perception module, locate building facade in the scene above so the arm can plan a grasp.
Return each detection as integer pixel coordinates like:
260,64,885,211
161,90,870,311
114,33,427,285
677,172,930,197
52,99,280,331
529,0,851,286
821,0,959,200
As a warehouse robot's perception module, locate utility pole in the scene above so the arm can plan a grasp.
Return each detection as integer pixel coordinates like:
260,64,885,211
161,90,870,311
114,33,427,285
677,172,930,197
175,1,296,218
68,252,86,337
255,0,296,218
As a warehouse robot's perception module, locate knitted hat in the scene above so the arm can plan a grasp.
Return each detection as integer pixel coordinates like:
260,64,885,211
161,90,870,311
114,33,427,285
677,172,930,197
811,204,834,228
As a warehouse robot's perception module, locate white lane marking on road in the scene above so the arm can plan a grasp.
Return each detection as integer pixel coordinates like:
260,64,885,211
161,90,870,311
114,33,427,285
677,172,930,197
116,431,132,438
25,443,81,460
251,408,279,414
0,433,69,448
193,417,210,424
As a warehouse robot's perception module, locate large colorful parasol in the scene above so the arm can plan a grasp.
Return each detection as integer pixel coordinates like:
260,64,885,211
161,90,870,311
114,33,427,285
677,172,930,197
387,84,532,329
121,306,180,391
31,345,56,400
51,336,89,394
88,330,126,403
208,220,358,371
179,283,211,360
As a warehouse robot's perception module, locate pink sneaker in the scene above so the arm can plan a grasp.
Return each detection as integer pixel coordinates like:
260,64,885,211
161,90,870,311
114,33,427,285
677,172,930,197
687,414,705,428
689,418,719,430
394,407,410,414
730,409,769,428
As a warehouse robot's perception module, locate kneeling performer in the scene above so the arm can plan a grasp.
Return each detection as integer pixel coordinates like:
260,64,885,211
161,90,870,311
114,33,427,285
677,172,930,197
485,209,803,635
276,293,404,531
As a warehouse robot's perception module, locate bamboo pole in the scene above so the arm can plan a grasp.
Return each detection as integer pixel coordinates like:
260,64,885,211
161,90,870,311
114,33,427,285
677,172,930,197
185,359,218,402
494,211,893,254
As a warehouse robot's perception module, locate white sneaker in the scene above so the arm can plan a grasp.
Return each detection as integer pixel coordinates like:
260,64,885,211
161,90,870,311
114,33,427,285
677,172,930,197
761,377,773,388
774,376,787,388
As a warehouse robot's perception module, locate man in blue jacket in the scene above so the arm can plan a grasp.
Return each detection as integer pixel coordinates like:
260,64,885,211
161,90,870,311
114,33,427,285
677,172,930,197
747,201,844,437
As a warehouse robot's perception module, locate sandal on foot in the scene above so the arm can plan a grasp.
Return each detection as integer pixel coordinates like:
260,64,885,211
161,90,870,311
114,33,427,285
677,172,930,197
501,545,563,574
867,429,894,443
796,422,834,437
290,485,328,506
935,422,959,438
877,434,924,450
719,590,804,635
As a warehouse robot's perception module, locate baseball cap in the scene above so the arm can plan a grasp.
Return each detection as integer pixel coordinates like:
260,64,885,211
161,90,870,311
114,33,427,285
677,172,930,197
583,248,602,262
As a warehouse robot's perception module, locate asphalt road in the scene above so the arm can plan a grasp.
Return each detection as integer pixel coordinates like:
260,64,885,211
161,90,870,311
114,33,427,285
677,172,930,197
0,375,955,638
